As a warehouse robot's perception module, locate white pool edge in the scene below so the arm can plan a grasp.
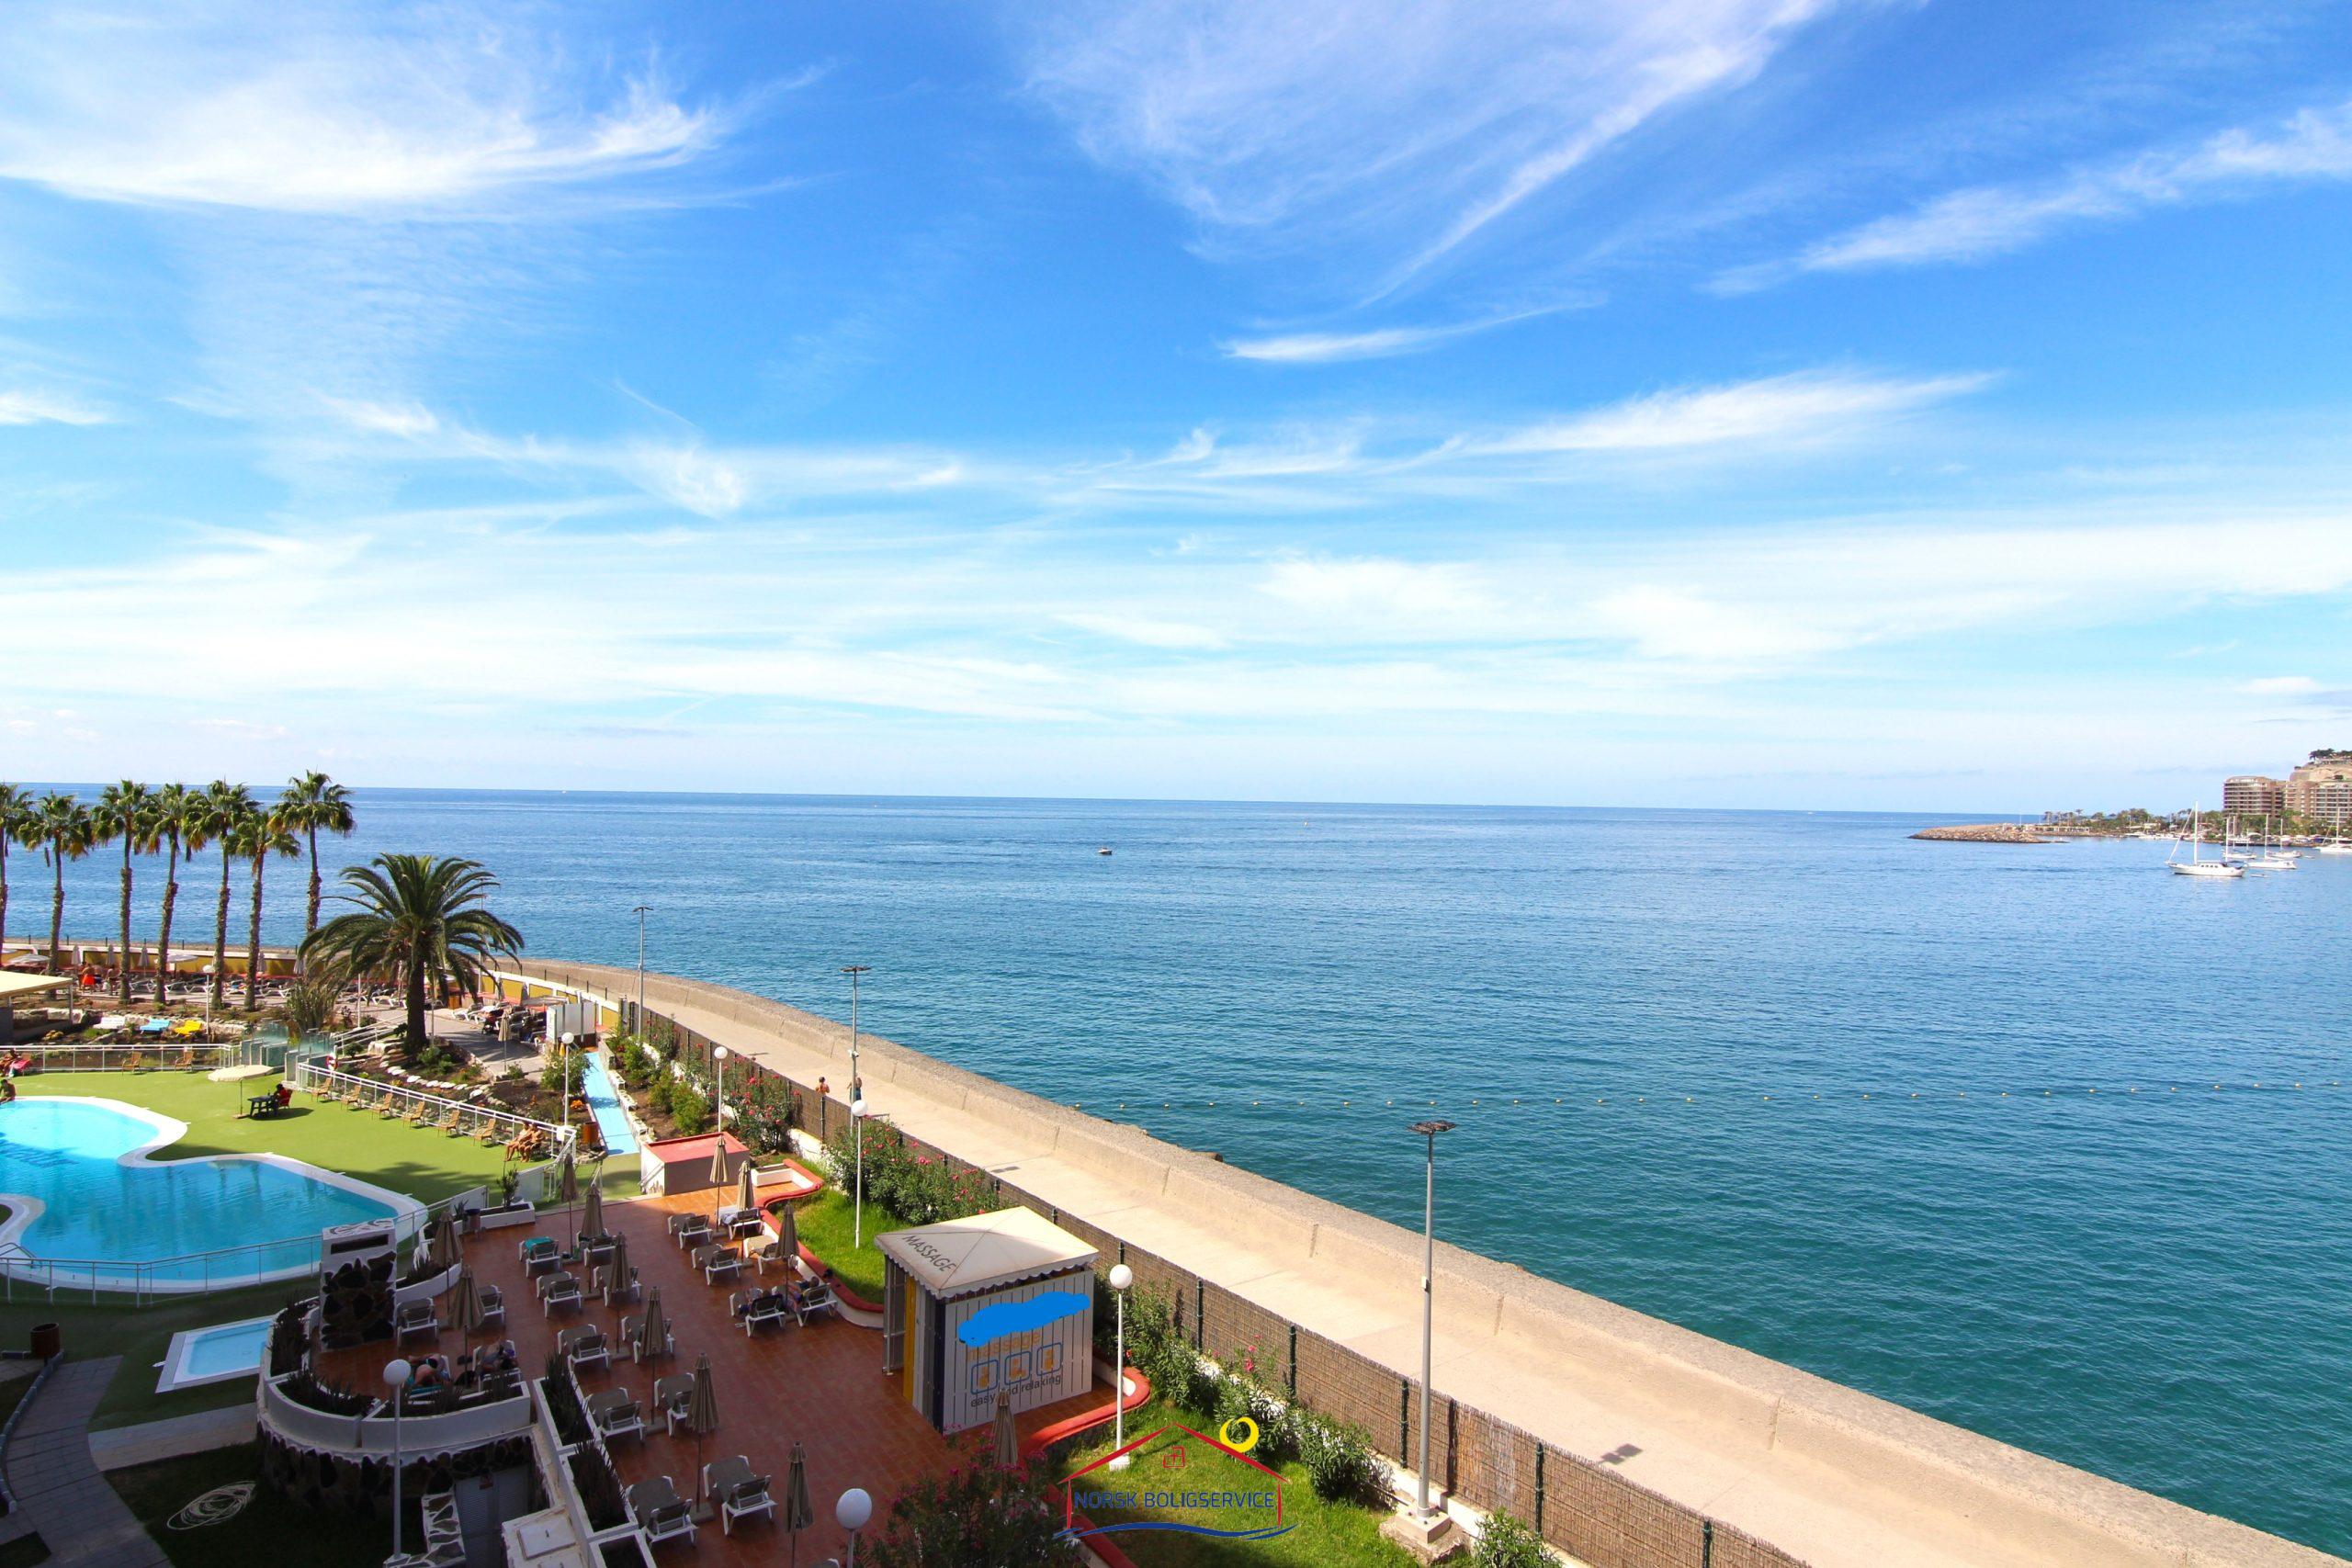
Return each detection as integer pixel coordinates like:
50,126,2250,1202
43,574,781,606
0,1094,428,1294
155,1314,277,1393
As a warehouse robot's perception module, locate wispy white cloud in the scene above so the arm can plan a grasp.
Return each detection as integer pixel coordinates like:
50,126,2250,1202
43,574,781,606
0,3,730,216
1022,0,1842,293
1474,369,1990,455
1721,98,2352,289
1221,305,1567,364
2243,675,2320,695
1058,613,1230,650
318,395,439,437
0,387,110,425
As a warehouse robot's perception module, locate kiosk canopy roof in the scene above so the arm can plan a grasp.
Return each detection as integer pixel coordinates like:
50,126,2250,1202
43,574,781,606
877,1205,1099,1300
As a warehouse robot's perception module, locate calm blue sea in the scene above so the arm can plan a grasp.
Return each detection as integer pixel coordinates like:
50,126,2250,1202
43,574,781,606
29,790,2352,1551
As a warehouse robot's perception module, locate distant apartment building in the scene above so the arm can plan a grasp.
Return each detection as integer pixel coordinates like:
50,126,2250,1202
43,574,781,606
2286,750,2352,827
2223,775,2286,817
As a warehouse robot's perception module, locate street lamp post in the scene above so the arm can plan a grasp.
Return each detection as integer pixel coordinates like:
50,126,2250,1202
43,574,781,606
631,905,650,1041
839,964,869,1105
1108,1264,1134,1468
1379,1120,1461,1562
713,1045,729,1136
852,1100,871,1247
835,1487,872,1568
383,1358,413,1566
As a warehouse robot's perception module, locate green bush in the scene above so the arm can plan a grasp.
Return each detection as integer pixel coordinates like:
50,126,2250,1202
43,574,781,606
864,1463,1078,1568
1296,1411,1385,1505
644,1077,673,1117
668,1084,712,1135
1474,1507,1549,1568
730,1071,800,1155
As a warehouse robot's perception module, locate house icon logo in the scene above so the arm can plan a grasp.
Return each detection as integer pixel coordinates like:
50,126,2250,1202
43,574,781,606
1059,1423,1294,1543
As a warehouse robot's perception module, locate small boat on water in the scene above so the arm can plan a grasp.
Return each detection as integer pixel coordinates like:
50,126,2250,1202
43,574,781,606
2170,805,2245,878
1096,846,1113,856
2321,839,2352,856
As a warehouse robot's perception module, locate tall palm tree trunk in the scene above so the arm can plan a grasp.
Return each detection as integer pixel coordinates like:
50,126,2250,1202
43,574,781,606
244,852,266,1010
404,942,429,1055
305,824,322,941
48,850,66,974
1,840,10,962
212,846,232,1009
155,840,179,1006
117,835,133,1005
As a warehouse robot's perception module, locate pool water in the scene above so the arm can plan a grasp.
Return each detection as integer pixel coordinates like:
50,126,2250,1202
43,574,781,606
157,1315,276,1391
0,1098,409,1289
578,1050,640,1156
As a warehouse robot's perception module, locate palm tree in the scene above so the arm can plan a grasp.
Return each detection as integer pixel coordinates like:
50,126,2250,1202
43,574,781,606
149,784,200,1005
301,854,523,1057
29,794,93,974
94,780,154,1004
196,783,256,1010
278,772,356,942
235,807,300,1011
0,785,31,962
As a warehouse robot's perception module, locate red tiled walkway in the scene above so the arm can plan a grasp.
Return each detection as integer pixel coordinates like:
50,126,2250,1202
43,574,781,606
321,1188,1107,1564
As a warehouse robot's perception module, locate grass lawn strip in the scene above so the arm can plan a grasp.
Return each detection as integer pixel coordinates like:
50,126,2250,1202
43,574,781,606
108,1441,401,1568
1047,1396,1415,1568
788,1189,912,1303
0,1285,297,1430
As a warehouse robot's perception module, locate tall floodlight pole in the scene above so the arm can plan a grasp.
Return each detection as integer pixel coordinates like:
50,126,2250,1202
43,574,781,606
840,964,869,1105
852,1100,872,1247
1374,1117,1461,1563
632,905,650,1040
714,1045,729,1138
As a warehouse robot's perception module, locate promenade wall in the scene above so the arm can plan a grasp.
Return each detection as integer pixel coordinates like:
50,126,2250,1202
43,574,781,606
514,957,2334,1568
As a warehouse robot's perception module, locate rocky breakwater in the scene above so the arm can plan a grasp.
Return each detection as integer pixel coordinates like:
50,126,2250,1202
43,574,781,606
1912,823,2056,842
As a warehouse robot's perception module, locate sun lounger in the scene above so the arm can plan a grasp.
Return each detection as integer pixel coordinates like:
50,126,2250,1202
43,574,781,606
596,1264,640,1305
557,1324,609,1374
538,1271,582,1315
652,1374,696,1435
622,1313,673,1363
477,1285,504,1329
673,1217,712,1250
518,1235,558,1271
393,1299,439,1343
731,1287,791,1336
702,1456,774,1536
585,1386,643,1445
693,1245,742,1284
625,1475,695,1548
791,1279,839,1321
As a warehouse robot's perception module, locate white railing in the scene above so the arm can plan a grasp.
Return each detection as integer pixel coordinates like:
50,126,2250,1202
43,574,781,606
292,1060,571,1149
260,1369,534,1460
6,1040,293,1074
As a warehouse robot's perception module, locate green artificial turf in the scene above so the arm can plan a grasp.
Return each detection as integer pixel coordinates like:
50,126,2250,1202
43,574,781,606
787,1188,911,1303
0,1285,300,1429
107,1442,407,1568
1048,1397,1415,1568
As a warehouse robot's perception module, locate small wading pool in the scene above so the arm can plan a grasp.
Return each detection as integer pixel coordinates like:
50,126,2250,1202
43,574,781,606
156,1315,275,1392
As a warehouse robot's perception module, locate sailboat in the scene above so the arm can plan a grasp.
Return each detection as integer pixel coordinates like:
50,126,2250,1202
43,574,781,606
2170,805,2245,878
2248,813,2298,872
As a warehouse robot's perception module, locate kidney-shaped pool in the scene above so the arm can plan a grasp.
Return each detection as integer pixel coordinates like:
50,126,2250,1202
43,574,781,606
0,1096,419,1291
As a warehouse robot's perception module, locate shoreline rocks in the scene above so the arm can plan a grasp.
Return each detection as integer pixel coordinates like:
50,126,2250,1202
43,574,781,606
1912,823,2057,843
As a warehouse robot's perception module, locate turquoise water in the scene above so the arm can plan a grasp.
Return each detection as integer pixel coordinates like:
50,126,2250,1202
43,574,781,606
39,790,2352,1551
0,1097,401,1286
182,1317,272,1377
579,1049,640,1155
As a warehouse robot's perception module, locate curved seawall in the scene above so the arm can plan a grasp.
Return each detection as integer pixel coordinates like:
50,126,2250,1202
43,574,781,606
509,956,2338,1568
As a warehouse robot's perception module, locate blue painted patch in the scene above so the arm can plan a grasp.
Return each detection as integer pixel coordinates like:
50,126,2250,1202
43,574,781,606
957,1290,1089,1348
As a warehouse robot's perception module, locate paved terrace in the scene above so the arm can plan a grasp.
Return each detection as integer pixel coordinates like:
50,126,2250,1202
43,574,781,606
512,958,2339,1568
317,1186,1103,1566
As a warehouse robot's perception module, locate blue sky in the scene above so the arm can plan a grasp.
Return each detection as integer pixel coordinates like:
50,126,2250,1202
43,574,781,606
5,0,2351,810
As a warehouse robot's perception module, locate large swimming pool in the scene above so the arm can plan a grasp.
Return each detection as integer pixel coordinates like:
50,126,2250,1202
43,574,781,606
0,1097,416,1291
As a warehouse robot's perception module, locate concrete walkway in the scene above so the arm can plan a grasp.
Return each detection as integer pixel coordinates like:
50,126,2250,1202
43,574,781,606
1,1358,170,1568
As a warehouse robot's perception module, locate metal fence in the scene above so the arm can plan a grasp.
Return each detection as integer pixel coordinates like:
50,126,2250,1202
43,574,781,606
614,998,1811,1568
290,1059,571,1149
